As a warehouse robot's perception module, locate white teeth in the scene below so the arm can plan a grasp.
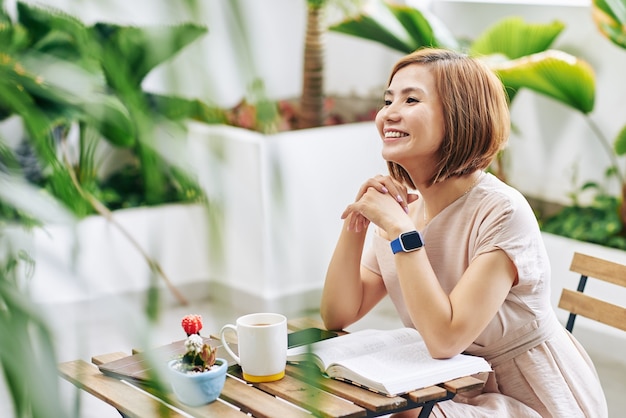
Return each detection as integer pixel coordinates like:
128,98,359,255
385,131,407,138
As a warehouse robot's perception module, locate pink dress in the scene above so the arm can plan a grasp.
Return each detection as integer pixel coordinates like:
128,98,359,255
361,173,608,417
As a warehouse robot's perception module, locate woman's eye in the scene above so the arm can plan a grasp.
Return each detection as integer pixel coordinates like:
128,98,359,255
407,97,419,103
383,99,392,106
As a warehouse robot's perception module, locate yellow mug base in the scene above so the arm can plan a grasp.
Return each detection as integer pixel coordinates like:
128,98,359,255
243,370,285,383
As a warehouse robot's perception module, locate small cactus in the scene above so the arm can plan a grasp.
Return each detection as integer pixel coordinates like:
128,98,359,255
179,314,216,372
181,314,203,336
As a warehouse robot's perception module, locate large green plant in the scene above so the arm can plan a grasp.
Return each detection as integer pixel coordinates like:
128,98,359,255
0,1,226,414
591,0,626,203
0,1,227,216
540,0,626,248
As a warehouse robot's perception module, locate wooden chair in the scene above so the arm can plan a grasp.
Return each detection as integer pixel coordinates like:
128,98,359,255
558,252,626,333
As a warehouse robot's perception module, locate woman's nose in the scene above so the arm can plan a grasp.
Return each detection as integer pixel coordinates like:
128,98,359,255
383,103,400,121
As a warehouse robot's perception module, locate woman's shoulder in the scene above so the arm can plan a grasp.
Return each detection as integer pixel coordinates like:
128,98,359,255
475,173,533,212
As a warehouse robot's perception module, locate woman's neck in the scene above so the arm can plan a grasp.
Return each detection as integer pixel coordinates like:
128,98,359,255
418,170,484,226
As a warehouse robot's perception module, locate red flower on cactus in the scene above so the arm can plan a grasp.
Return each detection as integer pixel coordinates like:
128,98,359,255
182,314,203,335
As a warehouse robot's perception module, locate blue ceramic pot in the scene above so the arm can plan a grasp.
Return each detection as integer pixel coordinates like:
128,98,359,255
167,358,228,406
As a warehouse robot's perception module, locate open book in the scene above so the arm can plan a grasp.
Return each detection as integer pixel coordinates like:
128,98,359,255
287,328,491,396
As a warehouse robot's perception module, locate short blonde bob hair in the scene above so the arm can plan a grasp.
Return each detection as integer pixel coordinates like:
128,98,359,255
386,48,510,188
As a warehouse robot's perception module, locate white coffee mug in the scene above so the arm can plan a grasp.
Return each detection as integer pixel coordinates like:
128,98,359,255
219,312,287,382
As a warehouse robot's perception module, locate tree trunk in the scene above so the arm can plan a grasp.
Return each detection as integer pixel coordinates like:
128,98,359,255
298,4,325,129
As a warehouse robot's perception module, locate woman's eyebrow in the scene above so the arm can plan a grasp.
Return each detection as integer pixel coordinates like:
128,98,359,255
384,87,426,96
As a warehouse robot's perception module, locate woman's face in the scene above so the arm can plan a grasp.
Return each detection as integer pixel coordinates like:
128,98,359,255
375,64,445,175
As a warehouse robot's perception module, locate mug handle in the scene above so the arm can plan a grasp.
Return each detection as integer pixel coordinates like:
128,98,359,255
219,324,240,364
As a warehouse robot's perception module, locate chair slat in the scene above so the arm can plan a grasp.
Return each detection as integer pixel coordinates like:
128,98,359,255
570,252,626,287
558,289,626,332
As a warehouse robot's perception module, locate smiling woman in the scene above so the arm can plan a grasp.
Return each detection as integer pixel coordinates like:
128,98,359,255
321,47,608,417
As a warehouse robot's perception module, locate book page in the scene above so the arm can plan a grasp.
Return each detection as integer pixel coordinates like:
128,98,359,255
287,328,423,370
328,341,491,395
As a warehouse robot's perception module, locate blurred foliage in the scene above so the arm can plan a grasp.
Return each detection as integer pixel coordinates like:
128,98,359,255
0,0,228,221
0,236,66,417
0,0,230,415
540,179,626,250
540,0,626,248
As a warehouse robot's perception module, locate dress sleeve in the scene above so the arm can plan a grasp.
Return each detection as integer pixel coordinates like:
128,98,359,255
473,191,548,287
361,230,382,275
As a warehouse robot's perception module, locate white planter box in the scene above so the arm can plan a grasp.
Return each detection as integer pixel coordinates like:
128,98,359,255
30,122,386,311
187,122,387,310
30,203,213,305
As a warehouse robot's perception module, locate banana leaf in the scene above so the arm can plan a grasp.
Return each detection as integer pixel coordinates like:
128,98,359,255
330,3,457,53
593,0,626,49
492,51,595,114
470,17,565,59
330,14,416,53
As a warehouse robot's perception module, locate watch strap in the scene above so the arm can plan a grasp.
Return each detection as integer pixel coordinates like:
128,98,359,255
390,230,424,254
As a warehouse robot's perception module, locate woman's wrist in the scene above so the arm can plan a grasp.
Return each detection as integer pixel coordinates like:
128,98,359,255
388,223,417,240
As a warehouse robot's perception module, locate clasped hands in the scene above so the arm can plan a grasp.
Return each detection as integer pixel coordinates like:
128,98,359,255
342,175,419,234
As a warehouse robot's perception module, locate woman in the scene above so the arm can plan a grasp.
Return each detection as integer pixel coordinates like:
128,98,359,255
320,48,607,417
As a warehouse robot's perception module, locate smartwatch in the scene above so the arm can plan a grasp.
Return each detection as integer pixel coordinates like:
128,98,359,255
390,230,424,254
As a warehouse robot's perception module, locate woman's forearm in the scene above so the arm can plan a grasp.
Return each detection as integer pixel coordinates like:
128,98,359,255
320,221,368,330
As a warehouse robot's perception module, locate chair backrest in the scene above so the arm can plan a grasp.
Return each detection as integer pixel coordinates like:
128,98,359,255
558,252,626,333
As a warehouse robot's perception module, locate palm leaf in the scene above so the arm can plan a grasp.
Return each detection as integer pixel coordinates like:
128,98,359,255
492,50,595,114
330,14,415,53
387,4,458,51
329,4,458,54
470,17,565,59
592,0,626,49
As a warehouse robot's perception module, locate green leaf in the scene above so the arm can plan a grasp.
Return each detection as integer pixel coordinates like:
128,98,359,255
492,50,596,114
387,4,458,51
330,14,415,53
147,93,228,124
83,95,135,147
470,17,565,59
593,0,626,49
613,123,626,155
91,23,208,88
594,0,626,25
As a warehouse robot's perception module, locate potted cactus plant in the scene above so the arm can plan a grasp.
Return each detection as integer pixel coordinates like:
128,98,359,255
167,314,228,406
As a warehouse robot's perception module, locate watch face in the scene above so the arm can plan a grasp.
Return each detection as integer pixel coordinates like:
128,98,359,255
401,231,423,250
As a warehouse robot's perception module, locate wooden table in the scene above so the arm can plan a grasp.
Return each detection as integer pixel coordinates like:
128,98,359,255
58,317,485,418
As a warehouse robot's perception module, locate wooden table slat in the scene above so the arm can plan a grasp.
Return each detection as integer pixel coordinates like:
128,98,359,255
219,376,312,418
286,363,407,413
62,356,247,417
442,376,485,394
92,352,128,366
406,385,448,404
59,359,188,418
257,376,366,418
229,368,366,418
